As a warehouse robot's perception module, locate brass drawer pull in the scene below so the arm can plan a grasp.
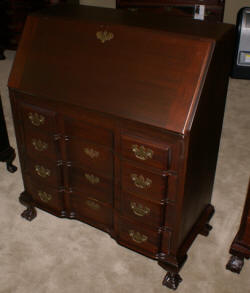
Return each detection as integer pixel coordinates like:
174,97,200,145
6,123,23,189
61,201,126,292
132,144,154,161
84,148,99,159
131,174,152,189
96,30,114,43
130,202,150,217
35,165,51,178
129,230,148,244
38,190,52,203
32,139,48,152
85,199,100,210
28,112,45,127
85,173,100,185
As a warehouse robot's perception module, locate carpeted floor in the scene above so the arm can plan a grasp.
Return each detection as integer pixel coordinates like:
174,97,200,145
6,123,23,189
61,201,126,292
0,50,249,293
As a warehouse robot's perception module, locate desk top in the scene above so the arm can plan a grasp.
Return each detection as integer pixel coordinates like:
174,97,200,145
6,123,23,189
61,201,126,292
9,5,234,134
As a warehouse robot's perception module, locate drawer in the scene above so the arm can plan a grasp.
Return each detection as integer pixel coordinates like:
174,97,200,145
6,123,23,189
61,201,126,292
121,161,167,202
24,129,58,161
121,133,170,170
121,192,163,228
71,193,113,227
64,118,113,148
69,165,113,204
117,216,160,257
24,157,62,187
66,139,113,177
25,177,64,212
20,102,57,134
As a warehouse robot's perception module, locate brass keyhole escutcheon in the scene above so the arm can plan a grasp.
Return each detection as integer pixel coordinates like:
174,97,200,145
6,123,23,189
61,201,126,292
96,30,114,43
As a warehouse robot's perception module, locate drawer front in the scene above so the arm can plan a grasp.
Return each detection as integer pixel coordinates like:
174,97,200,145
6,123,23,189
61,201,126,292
117,216,160,257
121,134,170,170
24,129,58,161
121,192,163,228
20,102,57,134
64,119,113,148
66,139,113,177
121,161,167,202
71,193,112,227
25,157,62,187
69,166,113,204
25,178,64,212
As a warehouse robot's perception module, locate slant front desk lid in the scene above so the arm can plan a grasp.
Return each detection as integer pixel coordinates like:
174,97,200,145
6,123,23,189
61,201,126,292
9,5,215,135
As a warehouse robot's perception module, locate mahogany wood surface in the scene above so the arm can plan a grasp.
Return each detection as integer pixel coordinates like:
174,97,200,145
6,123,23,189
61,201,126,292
8,5,235,290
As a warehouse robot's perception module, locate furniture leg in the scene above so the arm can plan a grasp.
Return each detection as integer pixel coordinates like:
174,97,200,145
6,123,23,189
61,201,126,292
162,272,182,290
19,192,37,221
226,255,244,274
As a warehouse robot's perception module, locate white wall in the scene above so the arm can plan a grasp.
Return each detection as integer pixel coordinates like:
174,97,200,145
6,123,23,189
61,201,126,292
224,0,250,24
80,0,116,8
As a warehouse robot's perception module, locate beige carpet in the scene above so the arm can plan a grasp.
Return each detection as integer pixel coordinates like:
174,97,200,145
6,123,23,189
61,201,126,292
0,50,249,293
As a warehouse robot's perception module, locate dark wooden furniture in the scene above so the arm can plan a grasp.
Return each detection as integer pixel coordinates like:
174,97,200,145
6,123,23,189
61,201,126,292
0,0,8,60
8,5,234,290
0,0,78,59
226,179,250,273
0,95,17,172
117,0,225,22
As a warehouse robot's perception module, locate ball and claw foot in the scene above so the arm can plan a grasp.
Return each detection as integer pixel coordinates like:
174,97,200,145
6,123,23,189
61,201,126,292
226,255,244,274
6,162,17,173
162,272,182,290
200,223,213,237
21,207,37,221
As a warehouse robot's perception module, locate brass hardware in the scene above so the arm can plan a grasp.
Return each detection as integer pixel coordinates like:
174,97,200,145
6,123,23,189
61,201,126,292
96,30,114,43
85,173,100,185
84,148,99,159
38,190,52,203
28,112,45,127
32,139,48,152
130,202,150,217
131,174,152,189
129,230,148,244
35,165,51,178
131,144,154,161
85,199,100,210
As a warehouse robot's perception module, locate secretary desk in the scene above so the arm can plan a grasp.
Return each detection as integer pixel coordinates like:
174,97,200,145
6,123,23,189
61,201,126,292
8,5,235,289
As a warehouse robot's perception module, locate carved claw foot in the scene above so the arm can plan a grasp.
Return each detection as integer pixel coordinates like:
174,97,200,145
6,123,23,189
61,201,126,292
6,161,17,173
200,223,213,237
19,192,37,221
21,207,37,221
226,255,244,274
162,272,182,290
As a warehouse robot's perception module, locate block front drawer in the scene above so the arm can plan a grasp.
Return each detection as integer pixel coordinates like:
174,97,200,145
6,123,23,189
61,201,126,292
117,215,161,258
121,161,168,202
25,177,64,213
120,192,164,228
71,193,113,228
66,139,113,177
121,133,170,170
